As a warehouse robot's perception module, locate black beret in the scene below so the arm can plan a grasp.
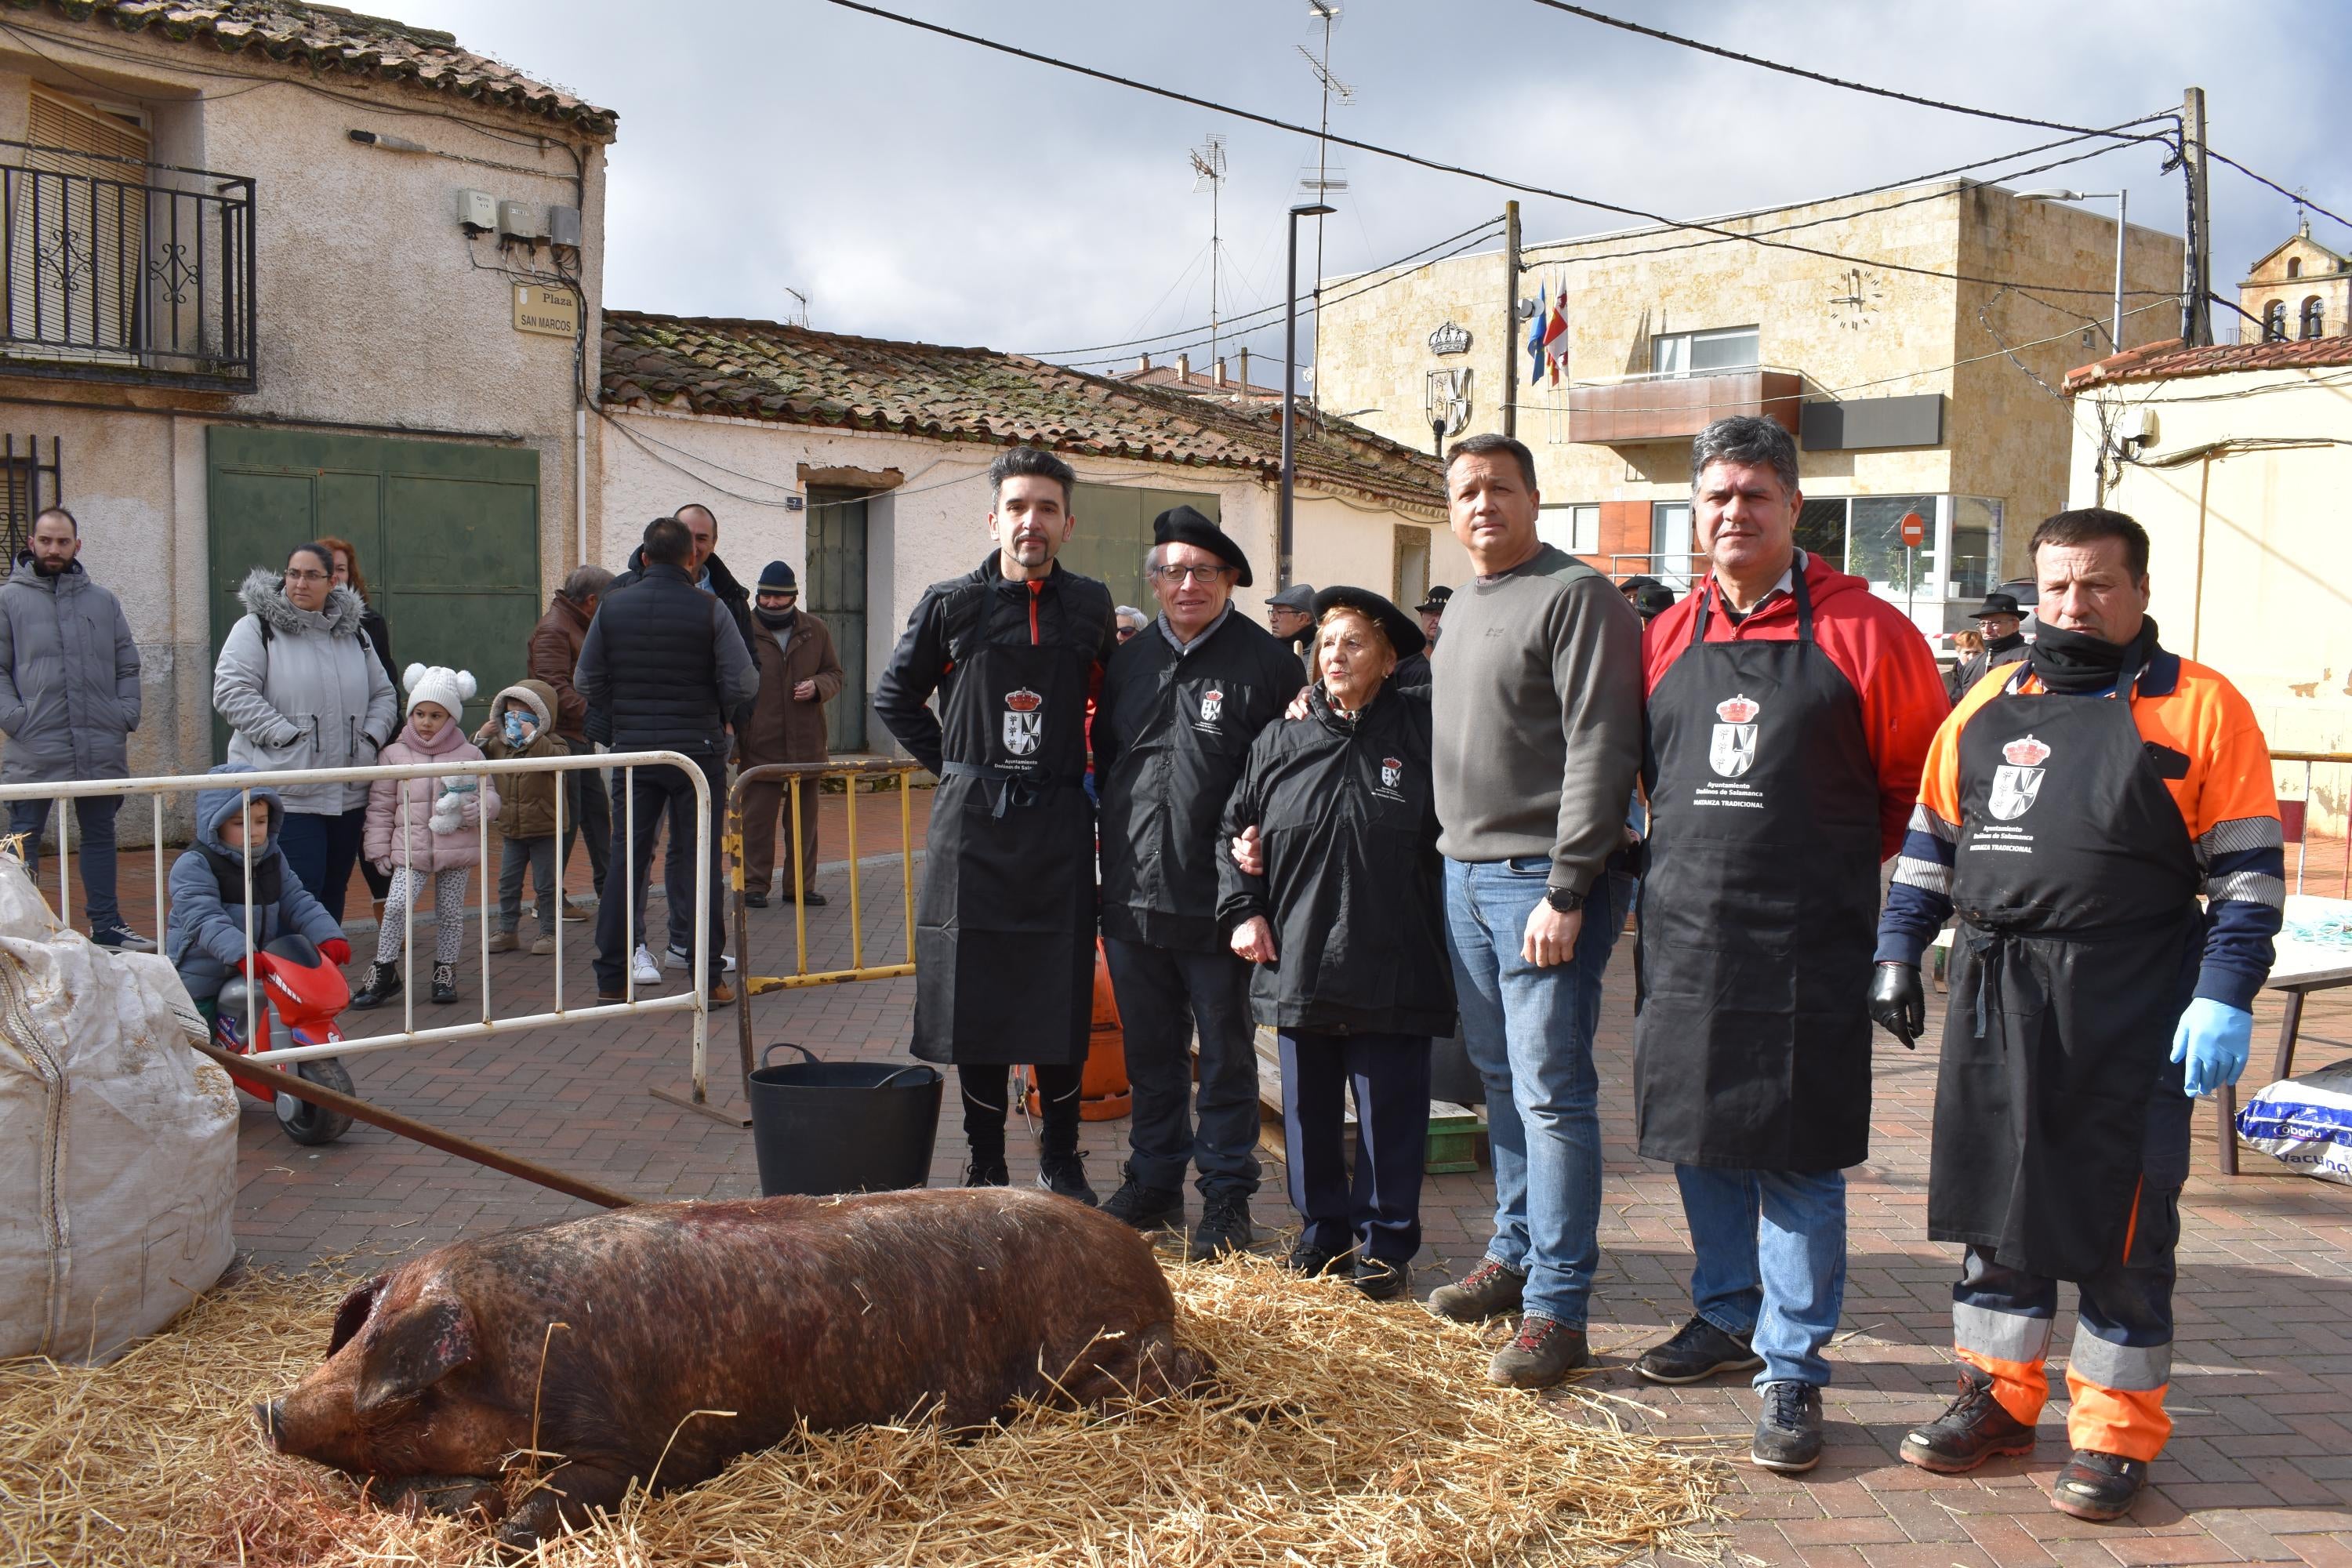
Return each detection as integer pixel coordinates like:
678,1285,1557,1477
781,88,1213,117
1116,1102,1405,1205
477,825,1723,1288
1310,584,1427,660
1151,504,1252,587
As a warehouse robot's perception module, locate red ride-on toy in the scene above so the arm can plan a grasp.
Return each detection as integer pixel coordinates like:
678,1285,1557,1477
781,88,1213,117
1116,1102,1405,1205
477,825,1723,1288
213,934,356,1145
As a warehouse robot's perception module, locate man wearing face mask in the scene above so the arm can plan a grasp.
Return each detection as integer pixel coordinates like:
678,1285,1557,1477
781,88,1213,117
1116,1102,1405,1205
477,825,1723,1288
874,447,1120,1195
737,560,845,909
1873,507,2282,1523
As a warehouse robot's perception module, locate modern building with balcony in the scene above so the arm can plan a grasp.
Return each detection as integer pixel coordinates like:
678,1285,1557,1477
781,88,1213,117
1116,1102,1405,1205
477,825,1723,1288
1313,180,2183,633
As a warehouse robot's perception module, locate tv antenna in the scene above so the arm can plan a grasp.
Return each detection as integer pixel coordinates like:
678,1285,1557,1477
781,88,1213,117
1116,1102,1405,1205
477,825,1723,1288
1300,2,1352,395
783,287,809,327
1189,132,1229,372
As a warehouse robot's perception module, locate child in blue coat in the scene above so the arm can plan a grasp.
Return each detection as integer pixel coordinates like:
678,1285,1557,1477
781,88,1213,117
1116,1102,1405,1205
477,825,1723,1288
167,764,350,1012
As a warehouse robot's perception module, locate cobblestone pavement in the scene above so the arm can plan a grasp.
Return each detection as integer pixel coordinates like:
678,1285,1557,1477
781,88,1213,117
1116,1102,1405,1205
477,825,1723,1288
215,811,2352,1567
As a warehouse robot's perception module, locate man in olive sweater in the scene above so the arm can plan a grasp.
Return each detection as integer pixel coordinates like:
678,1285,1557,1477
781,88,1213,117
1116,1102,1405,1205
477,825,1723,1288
1423,433,1646,1390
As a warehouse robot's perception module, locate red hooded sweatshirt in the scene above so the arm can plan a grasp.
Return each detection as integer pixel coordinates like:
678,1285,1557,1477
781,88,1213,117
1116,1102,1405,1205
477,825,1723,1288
1641,551,1949,859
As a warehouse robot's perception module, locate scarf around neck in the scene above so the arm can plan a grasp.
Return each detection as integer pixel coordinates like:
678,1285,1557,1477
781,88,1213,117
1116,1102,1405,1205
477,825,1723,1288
2027,616,2158,695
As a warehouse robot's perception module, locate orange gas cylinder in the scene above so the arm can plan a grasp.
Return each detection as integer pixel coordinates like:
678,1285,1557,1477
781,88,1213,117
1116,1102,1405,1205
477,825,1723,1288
1028,940,1131,1120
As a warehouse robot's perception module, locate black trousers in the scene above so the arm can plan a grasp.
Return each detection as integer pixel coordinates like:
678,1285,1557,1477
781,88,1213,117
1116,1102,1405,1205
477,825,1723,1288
1102,937,1261,1196
1279,1029,1432,1263
957,1062,1083,1162
594,757,724,989
561,739,612,899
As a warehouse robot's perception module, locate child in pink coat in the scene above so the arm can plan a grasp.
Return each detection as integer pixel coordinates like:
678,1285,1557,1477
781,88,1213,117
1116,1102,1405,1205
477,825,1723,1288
355,664,499,1008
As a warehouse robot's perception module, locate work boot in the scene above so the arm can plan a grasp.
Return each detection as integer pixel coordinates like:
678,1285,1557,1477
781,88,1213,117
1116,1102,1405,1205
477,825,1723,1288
430,962,458,1004
1353,1257,1410,1302
1899,1368,2038,1474
964,1158,1009,1188
744,891,769,908
1751,1381,1826,1473
1036,1152,1098,1206
1284,1241,1350,1277
1486,1313,1589,1388
485,929,520,953
1189,1190,1255,1261
349,961,401,1011
1427,1258,1526,1324
1101,1171,1185,1232
529,935,557,956
1633,1314,1766,1385
2051,1450,2149,1522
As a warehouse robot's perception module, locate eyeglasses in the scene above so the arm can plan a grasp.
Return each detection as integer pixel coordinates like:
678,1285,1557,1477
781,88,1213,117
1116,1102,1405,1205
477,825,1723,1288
1116,625,1139,641
284,568,330,583
1148,564,1233,585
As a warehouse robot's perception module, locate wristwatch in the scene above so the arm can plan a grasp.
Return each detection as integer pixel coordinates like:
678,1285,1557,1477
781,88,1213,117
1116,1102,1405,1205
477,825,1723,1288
1544,886,1584,914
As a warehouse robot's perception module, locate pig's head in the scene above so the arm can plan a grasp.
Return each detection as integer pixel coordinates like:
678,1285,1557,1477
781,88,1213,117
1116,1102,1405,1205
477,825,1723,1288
258,1272,521,1481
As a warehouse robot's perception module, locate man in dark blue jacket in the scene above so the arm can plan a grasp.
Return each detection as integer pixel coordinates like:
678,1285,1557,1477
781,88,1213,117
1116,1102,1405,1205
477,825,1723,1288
578,515,758,1004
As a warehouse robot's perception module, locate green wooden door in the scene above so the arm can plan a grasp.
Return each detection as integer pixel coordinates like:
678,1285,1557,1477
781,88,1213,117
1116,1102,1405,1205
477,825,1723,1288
205,429,542,760
804,487,866,753
1062,483,1221,619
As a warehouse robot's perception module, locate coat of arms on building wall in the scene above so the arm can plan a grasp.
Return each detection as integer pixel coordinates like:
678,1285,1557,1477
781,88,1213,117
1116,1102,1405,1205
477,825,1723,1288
1425,368,1473,437
1427,320,1472,356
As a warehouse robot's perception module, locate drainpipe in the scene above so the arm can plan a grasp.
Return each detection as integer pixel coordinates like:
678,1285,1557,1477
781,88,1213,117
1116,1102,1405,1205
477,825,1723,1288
575,405,590,568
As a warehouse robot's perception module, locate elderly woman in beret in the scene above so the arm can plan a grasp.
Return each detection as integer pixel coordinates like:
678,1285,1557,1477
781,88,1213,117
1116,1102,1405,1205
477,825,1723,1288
1218,586,1454,1300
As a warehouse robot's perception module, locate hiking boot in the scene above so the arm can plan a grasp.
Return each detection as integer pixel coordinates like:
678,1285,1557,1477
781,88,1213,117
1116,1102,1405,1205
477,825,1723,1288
485,930,520,954
1354,1257,1410,1302
90,921,156,953
1284,1242,1350,1277
1751,1381,1826,1473
529,935,557,956
1486,1313,1589,1388
1899,1369,2038,1474
1101,1174,1185,1232
1633,1314,1765,1385
964,1157,1009,1188
1188,1191,1255,1260
430,963,458,1004
1427,1259,1526,1324
707,979,736,1007
2052,1449,2148,1522
1036,1152,1098,1206
350,961,401,1011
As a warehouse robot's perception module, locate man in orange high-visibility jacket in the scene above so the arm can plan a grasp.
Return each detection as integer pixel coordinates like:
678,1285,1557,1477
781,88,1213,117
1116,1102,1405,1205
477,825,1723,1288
1869,507,2281,1523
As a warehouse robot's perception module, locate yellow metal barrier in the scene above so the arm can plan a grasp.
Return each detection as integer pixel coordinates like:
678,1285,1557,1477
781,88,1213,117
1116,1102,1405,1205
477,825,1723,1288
728,758,924,1090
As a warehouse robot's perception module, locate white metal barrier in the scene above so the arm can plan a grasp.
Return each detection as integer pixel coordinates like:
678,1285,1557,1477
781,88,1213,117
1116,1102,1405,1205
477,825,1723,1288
0,749,712,1090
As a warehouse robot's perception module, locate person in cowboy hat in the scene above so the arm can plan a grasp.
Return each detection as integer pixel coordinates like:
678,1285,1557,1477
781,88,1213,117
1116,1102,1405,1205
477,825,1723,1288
1393,583,1451,688
1947,590,2031,704
1094,504,1303,1258
1265,581,1318,677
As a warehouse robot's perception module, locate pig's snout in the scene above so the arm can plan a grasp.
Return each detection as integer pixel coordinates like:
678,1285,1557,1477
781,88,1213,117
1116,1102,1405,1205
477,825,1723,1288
255,1399,285,1450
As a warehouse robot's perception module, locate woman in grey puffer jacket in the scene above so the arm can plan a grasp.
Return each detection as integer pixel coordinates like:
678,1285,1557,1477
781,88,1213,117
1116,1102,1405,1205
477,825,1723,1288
211,541,398,927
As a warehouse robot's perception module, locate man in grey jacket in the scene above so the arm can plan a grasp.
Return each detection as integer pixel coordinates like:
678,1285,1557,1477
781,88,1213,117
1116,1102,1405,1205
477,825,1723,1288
1421,434,1645,1390
0,507,149,949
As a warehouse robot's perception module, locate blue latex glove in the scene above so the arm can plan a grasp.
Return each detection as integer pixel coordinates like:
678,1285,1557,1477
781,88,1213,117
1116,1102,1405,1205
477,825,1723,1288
2170,997,2253,1098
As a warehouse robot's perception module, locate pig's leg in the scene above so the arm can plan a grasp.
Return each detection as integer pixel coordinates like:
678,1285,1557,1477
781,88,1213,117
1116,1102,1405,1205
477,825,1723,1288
369,1473,506,1524
496,1460,634,1548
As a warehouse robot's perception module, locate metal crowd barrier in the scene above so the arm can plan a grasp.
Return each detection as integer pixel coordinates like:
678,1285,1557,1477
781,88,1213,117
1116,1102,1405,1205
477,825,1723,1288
0,749,710,1070
2275,750,2352,898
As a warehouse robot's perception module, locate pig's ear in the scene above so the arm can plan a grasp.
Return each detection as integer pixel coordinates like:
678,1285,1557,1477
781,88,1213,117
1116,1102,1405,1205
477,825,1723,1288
328,1276,386,1356
354,1297,478,1414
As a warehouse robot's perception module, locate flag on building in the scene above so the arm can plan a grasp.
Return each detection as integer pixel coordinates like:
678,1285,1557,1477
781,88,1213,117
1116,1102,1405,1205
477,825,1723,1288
1541,280,1570,386
1526,281,1548,384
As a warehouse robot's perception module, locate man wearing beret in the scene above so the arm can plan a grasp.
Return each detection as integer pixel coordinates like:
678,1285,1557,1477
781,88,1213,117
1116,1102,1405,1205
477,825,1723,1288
1095,504,1305,1258
736,560,846,909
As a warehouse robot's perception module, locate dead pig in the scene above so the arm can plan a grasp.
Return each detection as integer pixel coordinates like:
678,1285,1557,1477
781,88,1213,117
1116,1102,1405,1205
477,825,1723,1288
259,1187,1213,1547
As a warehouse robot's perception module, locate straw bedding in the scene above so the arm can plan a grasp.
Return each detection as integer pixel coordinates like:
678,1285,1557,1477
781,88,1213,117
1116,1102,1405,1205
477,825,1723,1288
2,1252,1729,1567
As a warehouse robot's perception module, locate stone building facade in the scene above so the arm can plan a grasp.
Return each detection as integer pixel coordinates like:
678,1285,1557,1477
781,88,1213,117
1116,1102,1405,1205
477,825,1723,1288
2238,220,2350,344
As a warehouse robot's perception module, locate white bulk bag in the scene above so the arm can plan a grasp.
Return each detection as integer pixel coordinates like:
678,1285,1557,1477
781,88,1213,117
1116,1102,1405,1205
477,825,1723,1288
2235,1058,2352,1185
0,848,237,1362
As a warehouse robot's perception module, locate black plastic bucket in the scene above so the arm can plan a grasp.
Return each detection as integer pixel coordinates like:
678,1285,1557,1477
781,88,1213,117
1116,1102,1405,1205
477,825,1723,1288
746,1043,944,1196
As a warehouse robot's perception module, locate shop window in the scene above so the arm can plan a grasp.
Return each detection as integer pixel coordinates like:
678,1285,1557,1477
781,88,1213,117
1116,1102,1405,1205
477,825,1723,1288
1539,503,1599,555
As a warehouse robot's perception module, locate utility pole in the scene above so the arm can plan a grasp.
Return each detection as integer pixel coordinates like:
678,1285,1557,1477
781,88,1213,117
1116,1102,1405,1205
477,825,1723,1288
1503,200,1521,438
2181,86,2213,347
1189,134,1228,371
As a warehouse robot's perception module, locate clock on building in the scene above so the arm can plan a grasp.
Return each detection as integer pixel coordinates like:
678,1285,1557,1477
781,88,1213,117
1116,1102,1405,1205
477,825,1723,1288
1826,267,1886,329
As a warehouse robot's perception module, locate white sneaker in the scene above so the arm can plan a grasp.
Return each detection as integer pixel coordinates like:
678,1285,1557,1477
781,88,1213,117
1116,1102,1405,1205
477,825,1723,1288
630,945,662,986
665,945,735,973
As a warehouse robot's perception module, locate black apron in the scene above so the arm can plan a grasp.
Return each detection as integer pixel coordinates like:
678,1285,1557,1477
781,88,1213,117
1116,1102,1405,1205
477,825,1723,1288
1929,644,2202,1279
1635,569,1883,1170
912,583,1098,1067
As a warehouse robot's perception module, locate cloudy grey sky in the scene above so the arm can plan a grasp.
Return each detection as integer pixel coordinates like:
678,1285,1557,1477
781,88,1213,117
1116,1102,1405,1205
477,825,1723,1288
402,0,2343,371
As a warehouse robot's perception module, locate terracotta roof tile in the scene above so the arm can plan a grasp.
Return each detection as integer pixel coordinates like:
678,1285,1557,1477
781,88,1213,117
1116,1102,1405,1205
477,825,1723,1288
601,310,1447,514
2065,335,2352,390
12,0,616,136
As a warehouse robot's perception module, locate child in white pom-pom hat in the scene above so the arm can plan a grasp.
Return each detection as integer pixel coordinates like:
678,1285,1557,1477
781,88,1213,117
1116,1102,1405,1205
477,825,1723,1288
357,663,499,1007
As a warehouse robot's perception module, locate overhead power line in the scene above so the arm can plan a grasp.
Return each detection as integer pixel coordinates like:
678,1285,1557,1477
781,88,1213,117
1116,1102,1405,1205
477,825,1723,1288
2205,146,2352,237
1522,1,2179,145
822,0,2168,301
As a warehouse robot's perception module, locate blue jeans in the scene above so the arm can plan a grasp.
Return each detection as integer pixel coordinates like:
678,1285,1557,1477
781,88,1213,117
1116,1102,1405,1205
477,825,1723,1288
9,795,122,928
1675,1163,1848,1388
1445,857,1630,1328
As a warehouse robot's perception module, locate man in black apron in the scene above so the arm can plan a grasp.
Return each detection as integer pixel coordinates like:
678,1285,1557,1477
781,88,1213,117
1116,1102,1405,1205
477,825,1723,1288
1872,507,2283,1522
1632,416,1947,1473
873,447,1119,1198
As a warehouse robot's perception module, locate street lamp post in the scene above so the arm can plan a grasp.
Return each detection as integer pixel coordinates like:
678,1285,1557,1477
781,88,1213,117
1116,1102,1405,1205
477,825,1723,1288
2014,188,2128,354
1281,201,1336,590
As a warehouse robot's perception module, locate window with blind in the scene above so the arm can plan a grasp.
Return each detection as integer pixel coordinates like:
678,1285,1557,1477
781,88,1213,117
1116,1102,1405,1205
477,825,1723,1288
8,87,150,361
0,436,63,562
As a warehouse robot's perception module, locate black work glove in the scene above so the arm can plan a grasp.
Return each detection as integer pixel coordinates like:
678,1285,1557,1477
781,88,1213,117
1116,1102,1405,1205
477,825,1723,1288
1867,961,1923,1049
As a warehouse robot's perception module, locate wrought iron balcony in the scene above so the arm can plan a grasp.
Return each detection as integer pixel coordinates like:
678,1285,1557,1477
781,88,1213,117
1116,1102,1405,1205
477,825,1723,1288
0,140,254,390
1565,366,1804,445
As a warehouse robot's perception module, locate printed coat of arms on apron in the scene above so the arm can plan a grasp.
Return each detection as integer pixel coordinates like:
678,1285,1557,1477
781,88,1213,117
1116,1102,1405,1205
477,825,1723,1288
1709,693,1761,779
1988,732,2050,821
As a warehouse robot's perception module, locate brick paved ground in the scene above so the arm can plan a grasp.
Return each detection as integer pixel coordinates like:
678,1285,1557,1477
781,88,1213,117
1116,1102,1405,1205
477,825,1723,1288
201,792,2352,1566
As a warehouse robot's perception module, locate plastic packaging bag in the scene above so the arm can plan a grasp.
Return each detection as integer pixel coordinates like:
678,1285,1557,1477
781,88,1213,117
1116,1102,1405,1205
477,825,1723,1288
2234,1058,2352,1185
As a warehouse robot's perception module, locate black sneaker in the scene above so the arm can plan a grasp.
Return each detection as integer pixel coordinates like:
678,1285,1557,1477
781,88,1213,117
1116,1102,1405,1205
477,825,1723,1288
1354,1257,1410,1301
430,961,458,1004
744,891,768,908
1486,1313,1589,1388
964,1158,1009,1187
2051,1449,2148,1522
1899,1369,2038,1474
1100,1174,1185,1232
1633,1314,1766,1385
1427,1258,1526,1323
90,922,156,953
349,961,401,1011
1036,1152,1097,1206
1284,1242,1349,1277
1188,1191,1255,1260
1751,1381,1826,1473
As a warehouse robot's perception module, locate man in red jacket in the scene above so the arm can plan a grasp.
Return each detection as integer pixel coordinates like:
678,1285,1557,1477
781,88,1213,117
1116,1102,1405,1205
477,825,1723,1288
1628,416,1947,1472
